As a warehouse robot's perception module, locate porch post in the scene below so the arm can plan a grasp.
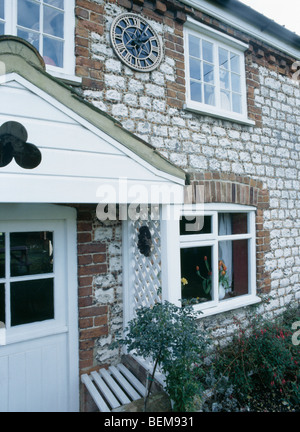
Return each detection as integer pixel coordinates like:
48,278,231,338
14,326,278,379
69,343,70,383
160,204,181,306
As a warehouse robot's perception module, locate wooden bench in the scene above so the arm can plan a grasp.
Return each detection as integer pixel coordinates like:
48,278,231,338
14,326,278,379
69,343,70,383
81,363,148,412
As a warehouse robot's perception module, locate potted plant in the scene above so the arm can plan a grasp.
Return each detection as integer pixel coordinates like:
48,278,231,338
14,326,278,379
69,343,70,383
196,257,230,300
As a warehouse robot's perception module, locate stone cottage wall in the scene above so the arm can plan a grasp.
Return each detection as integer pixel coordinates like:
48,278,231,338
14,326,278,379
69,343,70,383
74,0,300,370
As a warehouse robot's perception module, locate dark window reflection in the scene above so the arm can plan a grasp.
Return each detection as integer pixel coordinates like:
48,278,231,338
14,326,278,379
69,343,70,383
181,246,212,303
10,232,53,277
11,278,54,327
180,215,211,236
0,232,5,278
0,283,5,325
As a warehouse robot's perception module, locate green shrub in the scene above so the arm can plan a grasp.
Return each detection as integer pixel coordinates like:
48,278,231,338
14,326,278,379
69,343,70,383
209,305,300,411
112,300,207,412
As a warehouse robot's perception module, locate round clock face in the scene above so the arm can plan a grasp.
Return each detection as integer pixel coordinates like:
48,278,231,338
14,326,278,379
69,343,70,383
110,13,163,72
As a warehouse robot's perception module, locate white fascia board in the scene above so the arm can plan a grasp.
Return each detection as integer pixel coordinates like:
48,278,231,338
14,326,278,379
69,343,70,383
182,0,300,59
0,73,185,187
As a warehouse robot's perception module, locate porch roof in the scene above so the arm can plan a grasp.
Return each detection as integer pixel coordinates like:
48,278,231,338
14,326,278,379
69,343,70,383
0,37,186,204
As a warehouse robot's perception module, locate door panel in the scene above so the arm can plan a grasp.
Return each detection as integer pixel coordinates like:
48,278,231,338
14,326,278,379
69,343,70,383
0,206,78,412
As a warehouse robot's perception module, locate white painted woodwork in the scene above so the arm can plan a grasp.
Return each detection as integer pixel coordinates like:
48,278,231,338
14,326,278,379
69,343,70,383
0,204,79,412
0,75,185,204
81,363,147,412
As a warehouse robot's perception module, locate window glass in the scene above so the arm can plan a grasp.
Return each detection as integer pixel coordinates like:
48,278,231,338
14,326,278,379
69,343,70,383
17,0,40,31
17,28,39,50
10,232,53,277
189,34,200,58
181,246,213,304
218,239,248,300
218,213,248,235
190,57,201,80
180,215,212,236
44,5,64,38
0,22,4,35
44,0,64,9
0,283,5,325
0,233,5,278
11,278,54,326
187,26,245,118
43,36,64,67
0,0,4,19
232,93,242,114
230,52,240,73
190,81,202,103
202,40,213,62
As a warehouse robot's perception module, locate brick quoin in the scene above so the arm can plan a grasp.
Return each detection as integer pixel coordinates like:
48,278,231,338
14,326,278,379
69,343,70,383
76,205,109,375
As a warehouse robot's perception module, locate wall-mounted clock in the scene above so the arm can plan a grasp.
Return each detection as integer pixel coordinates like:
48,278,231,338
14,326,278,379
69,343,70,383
110,13,163,72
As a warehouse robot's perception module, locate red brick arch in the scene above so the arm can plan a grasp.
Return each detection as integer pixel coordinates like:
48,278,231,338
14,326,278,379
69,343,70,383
188,172,271,294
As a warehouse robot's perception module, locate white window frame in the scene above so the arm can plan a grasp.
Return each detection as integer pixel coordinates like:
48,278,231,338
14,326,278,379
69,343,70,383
179,203,260,317
1,0,80,84
184,17,254,125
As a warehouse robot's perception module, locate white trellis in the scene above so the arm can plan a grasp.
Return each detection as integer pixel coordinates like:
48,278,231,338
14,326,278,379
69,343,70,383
123,207,162,326
122,204,182,328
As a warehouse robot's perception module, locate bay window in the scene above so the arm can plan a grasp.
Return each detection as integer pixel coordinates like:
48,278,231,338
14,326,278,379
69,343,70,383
184,17,254,125
180,204,260,316
0,0,78,82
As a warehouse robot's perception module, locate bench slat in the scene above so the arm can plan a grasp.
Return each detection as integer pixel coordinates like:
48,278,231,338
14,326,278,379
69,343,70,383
91,371,120,409
99,368,131,405
116,364,147,397
109,365,141,401
81,374,110,412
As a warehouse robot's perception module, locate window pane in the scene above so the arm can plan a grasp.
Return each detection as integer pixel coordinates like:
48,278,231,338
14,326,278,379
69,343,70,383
189,34,200,58
219,239,248,300
0,233,4,278
232,93,242,113
0,283,5,325
190,81,202,103
231,73,241,93
202,39,213,62
0,22,4,35
220,90,231,111
17,0,40,31
44,0,64,9
203,62,214,83
219,47,228,69
230,53,240,73
10,232,53,277
181,246,213,304
17,28,39,51
43,36,64,67
219,68,229,90
44,5,64,38
180,215,212,235
204,84,215,105
11,278,54,326
0,0,4,19
218,213,248,235
190,58,201,80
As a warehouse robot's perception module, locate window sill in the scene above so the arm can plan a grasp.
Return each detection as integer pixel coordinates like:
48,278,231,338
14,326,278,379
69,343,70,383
46,67,82,86
195,295,261,318
184,102,256,126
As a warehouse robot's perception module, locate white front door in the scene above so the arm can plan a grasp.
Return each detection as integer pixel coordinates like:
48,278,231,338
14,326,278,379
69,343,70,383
0,204,78,412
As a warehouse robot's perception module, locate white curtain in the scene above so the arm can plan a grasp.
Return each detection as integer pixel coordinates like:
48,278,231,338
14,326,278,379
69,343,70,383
218,214,232,289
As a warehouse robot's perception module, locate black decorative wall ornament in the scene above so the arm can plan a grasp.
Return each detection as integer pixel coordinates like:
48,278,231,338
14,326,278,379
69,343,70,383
0,121,42,169
137,226,153,257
